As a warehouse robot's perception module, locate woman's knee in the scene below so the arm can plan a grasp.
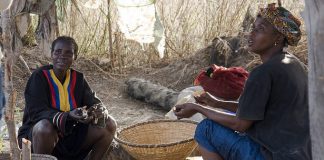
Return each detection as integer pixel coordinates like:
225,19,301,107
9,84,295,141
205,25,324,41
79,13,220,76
32,119,56,138
196,119,218,134
195,119,233,142
90,116,116,138
105,116,117,134
196,119,228,133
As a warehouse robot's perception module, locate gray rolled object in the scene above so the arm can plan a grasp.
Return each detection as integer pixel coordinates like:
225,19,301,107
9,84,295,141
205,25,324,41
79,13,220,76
125,78,179,111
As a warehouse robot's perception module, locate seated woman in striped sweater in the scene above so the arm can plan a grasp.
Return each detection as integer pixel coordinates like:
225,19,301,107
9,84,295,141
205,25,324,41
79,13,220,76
18,36,116,160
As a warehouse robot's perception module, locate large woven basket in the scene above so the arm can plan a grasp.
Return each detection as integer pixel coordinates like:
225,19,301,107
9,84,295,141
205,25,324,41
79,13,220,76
114,119,198,160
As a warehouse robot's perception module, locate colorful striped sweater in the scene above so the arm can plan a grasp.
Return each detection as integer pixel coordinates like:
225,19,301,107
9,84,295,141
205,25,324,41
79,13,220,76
18,65,101,137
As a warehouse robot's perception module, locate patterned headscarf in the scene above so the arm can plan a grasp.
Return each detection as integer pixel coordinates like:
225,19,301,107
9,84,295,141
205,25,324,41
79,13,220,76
258,3,301,46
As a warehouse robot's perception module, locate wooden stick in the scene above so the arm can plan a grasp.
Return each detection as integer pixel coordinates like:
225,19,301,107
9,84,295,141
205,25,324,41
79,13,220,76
22,138,31,160
115,32,123,74
107,0,114,69
109,72,126,77
4,90,21,160
85,58,116,80
2,2,21,159
18,55,32,76
168,64,188,88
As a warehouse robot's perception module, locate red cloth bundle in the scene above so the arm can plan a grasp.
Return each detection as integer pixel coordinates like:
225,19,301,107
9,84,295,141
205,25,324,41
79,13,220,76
194,64,249,100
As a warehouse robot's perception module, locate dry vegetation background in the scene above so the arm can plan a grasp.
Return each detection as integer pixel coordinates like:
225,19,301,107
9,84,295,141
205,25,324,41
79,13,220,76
57,0,307,68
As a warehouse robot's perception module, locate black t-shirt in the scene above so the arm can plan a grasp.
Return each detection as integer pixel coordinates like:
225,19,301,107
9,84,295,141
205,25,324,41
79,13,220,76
237,53,311,160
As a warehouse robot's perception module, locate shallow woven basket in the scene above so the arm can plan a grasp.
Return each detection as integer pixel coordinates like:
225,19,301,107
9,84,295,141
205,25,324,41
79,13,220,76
114,119,198,160
0,153,57,160
31,154,57,160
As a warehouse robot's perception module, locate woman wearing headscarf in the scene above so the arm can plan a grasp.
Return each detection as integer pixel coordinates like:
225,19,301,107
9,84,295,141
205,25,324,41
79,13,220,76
18,36,117,160
174,3,311,160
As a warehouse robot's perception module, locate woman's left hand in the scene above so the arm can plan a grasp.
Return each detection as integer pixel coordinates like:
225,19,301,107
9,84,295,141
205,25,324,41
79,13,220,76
173,103,199,119
88,103,109,127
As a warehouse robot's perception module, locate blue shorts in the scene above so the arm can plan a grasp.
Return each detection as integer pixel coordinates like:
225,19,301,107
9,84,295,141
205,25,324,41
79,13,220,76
194,119,264,160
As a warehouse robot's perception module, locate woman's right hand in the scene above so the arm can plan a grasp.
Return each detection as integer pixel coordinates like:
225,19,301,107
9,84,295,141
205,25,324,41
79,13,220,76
173,103,199,119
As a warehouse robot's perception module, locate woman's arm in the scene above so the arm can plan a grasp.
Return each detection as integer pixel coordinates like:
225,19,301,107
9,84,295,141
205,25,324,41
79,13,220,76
195,92,238,113
174,103,253,132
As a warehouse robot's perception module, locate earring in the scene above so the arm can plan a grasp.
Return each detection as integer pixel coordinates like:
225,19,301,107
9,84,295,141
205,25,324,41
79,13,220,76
274,42,278,46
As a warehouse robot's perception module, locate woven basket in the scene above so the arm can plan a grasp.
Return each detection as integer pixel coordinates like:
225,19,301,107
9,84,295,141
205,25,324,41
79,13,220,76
31,154,57,160
0,153,57,160
0,153,11,159
115,119,198,160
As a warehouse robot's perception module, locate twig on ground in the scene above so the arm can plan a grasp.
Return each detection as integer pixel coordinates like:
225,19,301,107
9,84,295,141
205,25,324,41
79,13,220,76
18,55,32,76
85,58,117,80
109,72,127,77
168,64,188,88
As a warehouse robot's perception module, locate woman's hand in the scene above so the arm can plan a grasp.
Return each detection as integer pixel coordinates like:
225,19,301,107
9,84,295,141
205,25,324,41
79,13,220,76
69,107,92,124
194,92,219,107
173,103,199,119
88,103,109,127
88,104,108,119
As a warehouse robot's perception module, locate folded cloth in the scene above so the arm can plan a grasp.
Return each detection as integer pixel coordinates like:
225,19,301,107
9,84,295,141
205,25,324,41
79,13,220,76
194,65,249,101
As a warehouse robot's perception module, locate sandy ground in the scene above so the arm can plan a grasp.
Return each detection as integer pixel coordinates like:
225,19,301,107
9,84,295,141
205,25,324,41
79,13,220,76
84,71,167,127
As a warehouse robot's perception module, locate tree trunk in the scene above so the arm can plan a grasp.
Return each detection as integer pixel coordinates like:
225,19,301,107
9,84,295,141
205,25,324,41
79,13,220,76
35,0,58,57
303,0,324,159
107,0,115,69
1,0,26,159
4,90,21,160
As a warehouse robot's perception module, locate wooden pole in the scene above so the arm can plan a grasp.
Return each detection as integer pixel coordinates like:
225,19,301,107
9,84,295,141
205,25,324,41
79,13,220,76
22,138,32,160
4,90,21,160
115,32,122,73
2,3,19,159
107,0,115,69
1,1,23,159
303,0,324,159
